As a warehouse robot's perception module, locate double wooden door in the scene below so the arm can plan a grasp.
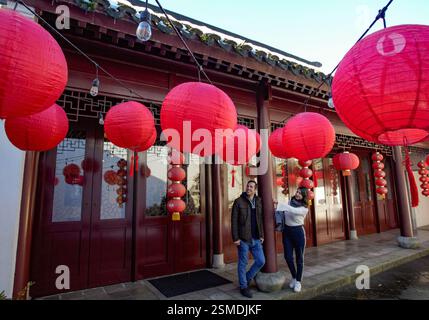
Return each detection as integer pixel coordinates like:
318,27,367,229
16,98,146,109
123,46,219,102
31,119,133,297
313,158,346,245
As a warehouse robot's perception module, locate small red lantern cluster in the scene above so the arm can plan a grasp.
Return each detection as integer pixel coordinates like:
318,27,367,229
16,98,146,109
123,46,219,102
116,159,128,207
104,101,156,176
298,160,315,205
418,161,429,198
329,165,339,197
372,152,388,199
167,151,186,221
281,162,289,196
333,152,360,176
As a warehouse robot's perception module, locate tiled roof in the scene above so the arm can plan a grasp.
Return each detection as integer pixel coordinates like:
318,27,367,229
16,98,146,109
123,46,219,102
72,0,332,85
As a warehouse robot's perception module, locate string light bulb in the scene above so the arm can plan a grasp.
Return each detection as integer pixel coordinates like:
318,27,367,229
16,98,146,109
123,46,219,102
90,78,100,97
99,112,104,125
136,1,152,42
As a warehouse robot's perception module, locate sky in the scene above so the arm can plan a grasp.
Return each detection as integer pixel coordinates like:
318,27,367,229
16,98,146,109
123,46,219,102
153,0,428,73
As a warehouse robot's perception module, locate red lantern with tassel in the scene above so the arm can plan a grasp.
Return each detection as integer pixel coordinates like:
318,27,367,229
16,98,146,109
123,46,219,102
282,113,336,161
372,152,388,199
5,104,68,151
269,128,290,159
332,25,429,208
0,10,68,119
167,151,186,221
333,151,360,176
418,161,429,197
160,82,237,157
104,101,156,176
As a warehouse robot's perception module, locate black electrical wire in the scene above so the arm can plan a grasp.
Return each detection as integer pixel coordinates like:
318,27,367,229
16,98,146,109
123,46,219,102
290,0,395,118
17,0,146,101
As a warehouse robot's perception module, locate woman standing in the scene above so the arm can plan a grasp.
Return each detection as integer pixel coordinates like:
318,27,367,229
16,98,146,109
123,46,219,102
276,187,309,293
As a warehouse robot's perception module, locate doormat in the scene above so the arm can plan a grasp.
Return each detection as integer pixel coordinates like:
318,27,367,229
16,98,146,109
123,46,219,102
148,270,232,298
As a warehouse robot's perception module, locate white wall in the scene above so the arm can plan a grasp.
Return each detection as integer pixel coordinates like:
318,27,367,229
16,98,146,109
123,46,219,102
0,121,25,298
413,172,429,228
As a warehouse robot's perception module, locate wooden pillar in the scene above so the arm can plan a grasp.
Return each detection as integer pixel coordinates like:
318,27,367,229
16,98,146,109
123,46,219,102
205,163,213,268
345,175,358,239
13,152,39,299
211,160,224,267
393,146,414,238
256,80,277,274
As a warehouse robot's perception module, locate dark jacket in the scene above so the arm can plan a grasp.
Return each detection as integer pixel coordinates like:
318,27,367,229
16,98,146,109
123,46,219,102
231,192,264,242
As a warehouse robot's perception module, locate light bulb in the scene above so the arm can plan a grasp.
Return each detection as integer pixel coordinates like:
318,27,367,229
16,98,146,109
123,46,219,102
136,9,152,42
90,78,100,97
99,113,104,125
328,97,335,109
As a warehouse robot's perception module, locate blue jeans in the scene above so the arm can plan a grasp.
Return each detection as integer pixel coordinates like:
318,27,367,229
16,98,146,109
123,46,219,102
237,239,266,289
282,225,306,282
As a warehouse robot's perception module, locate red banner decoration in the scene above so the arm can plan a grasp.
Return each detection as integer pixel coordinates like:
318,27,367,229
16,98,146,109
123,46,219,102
0,10,68,119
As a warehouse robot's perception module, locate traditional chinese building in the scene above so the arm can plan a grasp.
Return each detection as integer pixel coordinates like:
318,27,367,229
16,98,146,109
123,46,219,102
0,0,428,299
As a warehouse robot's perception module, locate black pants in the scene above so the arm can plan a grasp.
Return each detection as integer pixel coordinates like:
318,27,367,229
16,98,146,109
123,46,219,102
282,225,306,282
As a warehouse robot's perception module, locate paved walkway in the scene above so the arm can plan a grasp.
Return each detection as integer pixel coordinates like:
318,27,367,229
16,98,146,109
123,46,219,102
38,228,429,300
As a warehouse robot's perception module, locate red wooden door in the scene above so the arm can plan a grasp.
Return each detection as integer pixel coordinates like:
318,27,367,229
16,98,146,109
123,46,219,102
351,151,378,235
313,158,346,245
135,148,206,279
30,119,133,297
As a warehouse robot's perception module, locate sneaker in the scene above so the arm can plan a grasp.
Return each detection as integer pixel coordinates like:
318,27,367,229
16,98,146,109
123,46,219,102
289,278,296,289
240,288,253,298
294,281,302,293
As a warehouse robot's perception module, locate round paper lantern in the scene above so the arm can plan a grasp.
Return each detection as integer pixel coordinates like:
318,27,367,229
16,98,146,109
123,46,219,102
160,82,237,157
375,170,386,178
300,179,314,189
220,125,261,165
419,176,428,183
299,168,313,179
136,128,157,153
166,199,186,214
376,187,388,196
0,10,68,119
333,152,360,176
423,190,429,197
5,104,68,151
373,162,385,170
167,167,186,181
417,161,427,169
104,101,155,151
332,25,429,146
269,128,290,159
104,170,118,186
282,112,335,161
167,183,187,198
376,179,387,187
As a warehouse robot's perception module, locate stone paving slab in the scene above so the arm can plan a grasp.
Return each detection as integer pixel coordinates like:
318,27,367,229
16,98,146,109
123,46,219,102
38,228,429,301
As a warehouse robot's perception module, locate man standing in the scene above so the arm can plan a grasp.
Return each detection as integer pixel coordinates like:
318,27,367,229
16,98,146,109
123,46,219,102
231,180,265,298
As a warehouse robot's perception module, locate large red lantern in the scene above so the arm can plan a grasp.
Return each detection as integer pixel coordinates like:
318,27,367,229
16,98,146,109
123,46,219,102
0,10,68,119
220,125,261,166
5,104,68,151
282,113,336,161
332,25,429,146
160,82,237,157
333,152,360,176
269,128,290,159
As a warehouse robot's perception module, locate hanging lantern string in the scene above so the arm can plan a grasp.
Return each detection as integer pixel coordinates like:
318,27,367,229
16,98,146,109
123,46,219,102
281,0,394,118
16,0,147,101
153,0,212,85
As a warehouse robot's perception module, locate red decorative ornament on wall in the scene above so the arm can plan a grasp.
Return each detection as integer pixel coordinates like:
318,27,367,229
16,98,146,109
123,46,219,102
372,152,388,199
63,164,81,182
167,151,186,221
333,151,360,176
160,82,237,157
0,10,68,119
5,104,68,151
104,101,156,176
269,128,290,159
282,113,336,161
